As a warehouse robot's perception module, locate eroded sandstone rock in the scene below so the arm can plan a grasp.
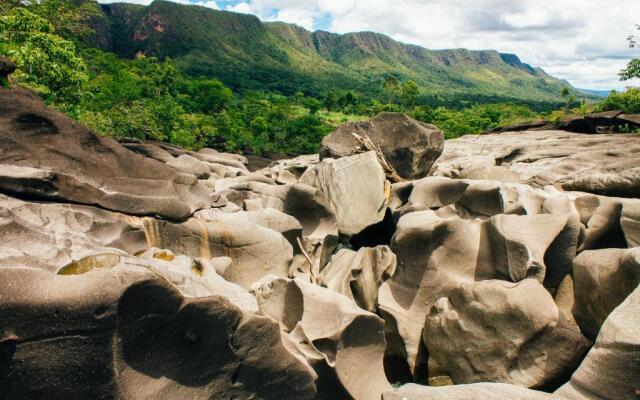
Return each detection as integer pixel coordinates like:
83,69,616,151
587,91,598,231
299,151,388,236
383,383,558,400
424,279,590,388
320,112,444,180
378,209,580,377
572,247,640,340
0,87,210,220
318,245,396,312
252,276,392,400
557,284,640,400
0,267,317,400
432,131,640,197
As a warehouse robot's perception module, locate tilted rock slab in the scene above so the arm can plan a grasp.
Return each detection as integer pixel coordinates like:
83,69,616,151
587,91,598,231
572,247,640,341
0,87,210,220
299,151,387,236
424,279,590,388
252,276,392,400
0,267,317,400
557,283,640,399
320,112,444,180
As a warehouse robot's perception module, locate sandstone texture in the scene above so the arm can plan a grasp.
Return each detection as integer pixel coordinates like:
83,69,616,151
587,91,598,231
320,112,444,180
1,87,639,399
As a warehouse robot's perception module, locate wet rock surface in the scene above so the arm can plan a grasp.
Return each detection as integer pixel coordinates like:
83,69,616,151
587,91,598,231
1,89,639,399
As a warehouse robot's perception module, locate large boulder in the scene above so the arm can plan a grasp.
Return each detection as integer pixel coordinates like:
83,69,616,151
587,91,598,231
424,279,590,389
252,276,392,400
0,87,210,220
0,267,317,400
572,248,640,340
320,113,444,180
377,209,580,377
299,151,387,236
557,284,640,400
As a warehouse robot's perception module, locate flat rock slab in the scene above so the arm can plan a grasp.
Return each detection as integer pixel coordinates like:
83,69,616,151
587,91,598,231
432,130,640,197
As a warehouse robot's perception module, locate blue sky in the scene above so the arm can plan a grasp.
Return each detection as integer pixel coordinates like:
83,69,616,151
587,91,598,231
98,0,640,90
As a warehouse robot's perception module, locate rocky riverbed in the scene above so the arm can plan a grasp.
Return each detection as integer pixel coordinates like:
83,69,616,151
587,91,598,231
1,85,639,399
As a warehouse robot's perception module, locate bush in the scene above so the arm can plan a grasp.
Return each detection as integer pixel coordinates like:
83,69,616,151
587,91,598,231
596,88,640,114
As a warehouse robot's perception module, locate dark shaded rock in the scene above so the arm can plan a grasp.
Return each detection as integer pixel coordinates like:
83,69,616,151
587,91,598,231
0,267,317,400
0,56,16,80
320,112,444,179
383,383,557,400
483,120,553,134
482,111,640,135
0,87,210,220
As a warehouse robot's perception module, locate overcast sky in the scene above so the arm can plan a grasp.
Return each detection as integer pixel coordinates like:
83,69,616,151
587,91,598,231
98,0,640,90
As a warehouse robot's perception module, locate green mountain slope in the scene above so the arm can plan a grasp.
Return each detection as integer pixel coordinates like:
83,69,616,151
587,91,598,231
93,0,574,105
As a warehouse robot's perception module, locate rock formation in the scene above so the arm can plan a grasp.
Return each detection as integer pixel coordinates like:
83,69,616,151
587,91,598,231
1,86,639,399
483,110,640,135
320,112,444,180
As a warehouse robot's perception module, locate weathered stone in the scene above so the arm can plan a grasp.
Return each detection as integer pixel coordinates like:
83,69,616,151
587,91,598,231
252,276,392,400
378,210,580,377
0,267,317,400
557,284,640,400
432,130,640,197
299,151,387,236
383,383,558,400
320,112,444,179
572,248,640,340
424,279,590,388
0,87,210,220
621,201,640,247
318,245,396,312
166,154,211,179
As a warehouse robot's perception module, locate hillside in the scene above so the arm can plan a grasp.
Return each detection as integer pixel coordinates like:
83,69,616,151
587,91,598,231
92,0,574,106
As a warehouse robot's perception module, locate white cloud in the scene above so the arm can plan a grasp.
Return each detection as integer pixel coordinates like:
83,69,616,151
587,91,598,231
226,2,252,13
237,0,640,90
99,0,219,9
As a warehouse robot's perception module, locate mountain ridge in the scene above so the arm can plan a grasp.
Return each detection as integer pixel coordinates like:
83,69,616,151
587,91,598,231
91,0,577,105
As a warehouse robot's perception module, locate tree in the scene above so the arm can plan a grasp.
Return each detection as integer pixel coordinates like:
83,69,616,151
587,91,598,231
22,0,101,42
560,87,575,110
324,90,339,111
0,0,21,14
401,80,419,108
0,7,88,103
621,24,640,81
186,79,233,114
382,75,400,104
303,97,321,114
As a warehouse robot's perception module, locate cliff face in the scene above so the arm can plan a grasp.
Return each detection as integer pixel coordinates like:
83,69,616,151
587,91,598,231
89,0,571,102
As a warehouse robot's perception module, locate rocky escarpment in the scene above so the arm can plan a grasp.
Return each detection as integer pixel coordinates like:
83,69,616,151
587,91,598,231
1,86,639,400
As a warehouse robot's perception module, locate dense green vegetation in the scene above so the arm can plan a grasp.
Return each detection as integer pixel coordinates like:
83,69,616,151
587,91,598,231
92,0,577,107
1,1,638,154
